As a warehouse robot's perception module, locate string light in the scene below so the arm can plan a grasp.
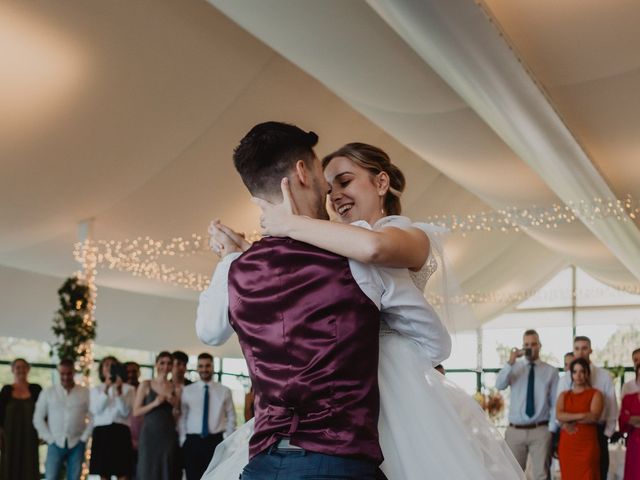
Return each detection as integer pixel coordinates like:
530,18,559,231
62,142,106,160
425,194,639,236
74,240,97,480
72,196,640,296
427,284,640,306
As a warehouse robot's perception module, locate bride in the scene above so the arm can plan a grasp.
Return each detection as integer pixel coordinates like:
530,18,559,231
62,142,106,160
204,143,524,479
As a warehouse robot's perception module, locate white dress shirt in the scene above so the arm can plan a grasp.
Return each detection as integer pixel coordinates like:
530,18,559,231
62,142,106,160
196,218,451,366
621,378,640,398
555,363,618,436
90,383,134,427
178,380,236,445
33,384,92,448
495,358,559,429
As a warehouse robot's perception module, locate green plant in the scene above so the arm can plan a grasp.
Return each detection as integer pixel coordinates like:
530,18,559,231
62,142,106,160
51,276,96,374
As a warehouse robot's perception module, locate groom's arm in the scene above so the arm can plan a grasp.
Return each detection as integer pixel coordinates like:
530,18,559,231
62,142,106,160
196,252,241,345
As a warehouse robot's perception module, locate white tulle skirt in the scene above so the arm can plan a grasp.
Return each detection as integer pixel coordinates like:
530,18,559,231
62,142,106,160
202,330,524,480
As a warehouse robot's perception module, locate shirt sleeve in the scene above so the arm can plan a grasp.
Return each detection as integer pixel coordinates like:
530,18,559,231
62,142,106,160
547,368,559,432
90,385,109,416
115,385,133,418
80,411,93,443
224,388,236,437
496,362,515,391
600,372,618,437
196,253,241,346
379,285,451,365
178,389,188,446
32,390,53,444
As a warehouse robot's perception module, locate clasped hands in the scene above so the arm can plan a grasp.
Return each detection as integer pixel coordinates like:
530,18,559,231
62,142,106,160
209,178,298,257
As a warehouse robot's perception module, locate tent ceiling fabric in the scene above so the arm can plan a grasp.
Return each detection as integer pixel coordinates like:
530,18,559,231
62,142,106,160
1,0,638,356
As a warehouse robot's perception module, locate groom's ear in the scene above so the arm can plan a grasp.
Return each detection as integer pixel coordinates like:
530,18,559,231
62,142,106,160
294,159,309,186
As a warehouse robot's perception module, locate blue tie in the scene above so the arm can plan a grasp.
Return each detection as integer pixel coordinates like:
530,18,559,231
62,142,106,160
201,385,209,437
526,363,535,418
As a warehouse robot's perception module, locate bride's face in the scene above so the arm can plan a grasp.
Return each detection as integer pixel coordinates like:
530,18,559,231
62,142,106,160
324,156,385,225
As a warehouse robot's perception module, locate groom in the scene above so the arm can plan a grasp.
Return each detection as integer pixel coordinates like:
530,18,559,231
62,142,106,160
196,122,449,479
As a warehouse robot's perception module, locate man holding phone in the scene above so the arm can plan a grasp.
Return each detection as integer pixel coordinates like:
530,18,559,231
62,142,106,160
496,329,559,480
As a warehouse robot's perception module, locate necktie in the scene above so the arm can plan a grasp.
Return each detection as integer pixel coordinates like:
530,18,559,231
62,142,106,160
201,384,210,437
525,363,535,418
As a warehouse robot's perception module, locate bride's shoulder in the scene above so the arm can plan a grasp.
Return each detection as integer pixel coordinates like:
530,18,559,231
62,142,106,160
372,215,412,230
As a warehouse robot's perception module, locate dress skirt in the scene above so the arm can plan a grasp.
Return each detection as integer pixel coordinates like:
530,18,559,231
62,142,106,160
202,328,525,480
90,423,134,476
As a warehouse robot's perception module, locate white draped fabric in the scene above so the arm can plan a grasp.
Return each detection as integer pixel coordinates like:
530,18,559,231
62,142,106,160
1,0,639,354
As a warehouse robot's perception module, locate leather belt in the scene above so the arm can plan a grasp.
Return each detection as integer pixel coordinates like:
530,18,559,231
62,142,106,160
509,421,549,429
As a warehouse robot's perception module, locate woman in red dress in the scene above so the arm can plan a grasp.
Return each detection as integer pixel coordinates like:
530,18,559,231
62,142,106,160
556,357,604,480
619,364,640,480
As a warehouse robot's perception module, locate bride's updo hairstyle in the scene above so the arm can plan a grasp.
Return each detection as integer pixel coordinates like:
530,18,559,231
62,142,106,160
322,143,406,216
233,121,318,201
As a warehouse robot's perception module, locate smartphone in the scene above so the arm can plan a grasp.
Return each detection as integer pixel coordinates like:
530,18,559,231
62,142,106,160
110,363,126,382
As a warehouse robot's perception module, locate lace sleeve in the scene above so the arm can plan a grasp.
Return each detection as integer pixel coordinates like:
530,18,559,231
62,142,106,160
409,255,437,291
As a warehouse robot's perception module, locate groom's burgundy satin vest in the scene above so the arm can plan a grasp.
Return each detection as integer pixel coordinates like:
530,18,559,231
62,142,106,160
228,237,383,463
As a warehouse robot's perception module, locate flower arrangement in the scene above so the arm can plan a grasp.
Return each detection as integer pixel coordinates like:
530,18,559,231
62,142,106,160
474,389,505,421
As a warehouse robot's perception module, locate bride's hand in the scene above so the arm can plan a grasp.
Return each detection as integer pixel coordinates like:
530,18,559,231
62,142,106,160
208,220,251,257
252,178,299,237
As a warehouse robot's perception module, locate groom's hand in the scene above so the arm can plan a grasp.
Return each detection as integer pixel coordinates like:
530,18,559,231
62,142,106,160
252,177,299,236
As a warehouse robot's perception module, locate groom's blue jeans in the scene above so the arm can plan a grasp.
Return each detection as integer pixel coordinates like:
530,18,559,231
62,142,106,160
239,443,385,480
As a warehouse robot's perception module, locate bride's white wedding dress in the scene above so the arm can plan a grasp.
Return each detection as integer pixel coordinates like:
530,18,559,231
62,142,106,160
202,217,524,480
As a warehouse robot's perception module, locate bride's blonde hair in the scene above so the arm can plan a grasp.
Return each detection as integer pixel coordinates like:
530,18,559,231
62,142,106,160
322,143,406,215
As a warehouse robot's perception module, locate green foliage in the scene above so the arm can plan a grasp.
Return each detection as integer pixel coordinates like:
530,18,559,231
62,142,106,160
592,325,640,367
51,276,96,370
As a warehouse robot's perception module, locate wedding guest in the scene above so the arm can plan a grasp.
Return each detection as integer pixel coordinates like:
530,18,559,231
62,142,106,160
556,358,603,480
621,348,640,398
564,352,575,372
125,361,141,389
172,350,192,388
134,351,181,480
496,329,559,480
179,353,236,480
619,363,640,480
170,351,190,477
0,358,41,480
556,336,617,479
90,356,135,480
33,359,91,480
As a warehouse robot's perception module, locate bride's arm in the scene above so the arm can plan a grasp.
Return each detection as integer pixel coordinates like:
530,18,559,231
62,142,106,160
255,179,430,270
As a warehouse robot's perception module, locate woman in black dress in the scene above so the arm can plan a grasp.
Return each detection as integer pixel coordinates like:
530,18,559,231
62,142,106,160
0,358,42,480
133,351,181,480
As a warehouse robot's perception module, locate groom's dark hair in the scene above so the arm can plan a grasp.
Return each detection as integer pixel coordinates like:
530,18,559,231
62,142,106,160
233,122,318,198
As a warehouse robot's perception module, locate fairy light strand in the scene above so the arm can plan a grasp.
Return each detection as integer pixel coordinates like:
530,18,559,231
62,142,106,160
425,194,639,236
73,195,640,300
74,240,97,480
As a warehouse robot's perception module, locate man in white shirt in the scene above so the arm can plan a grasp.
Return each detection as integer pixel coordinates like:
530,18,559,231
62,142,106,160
495,329,559,480
555,336,618,479
33,359,92,480
179,352,236,480
621,348,640,398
